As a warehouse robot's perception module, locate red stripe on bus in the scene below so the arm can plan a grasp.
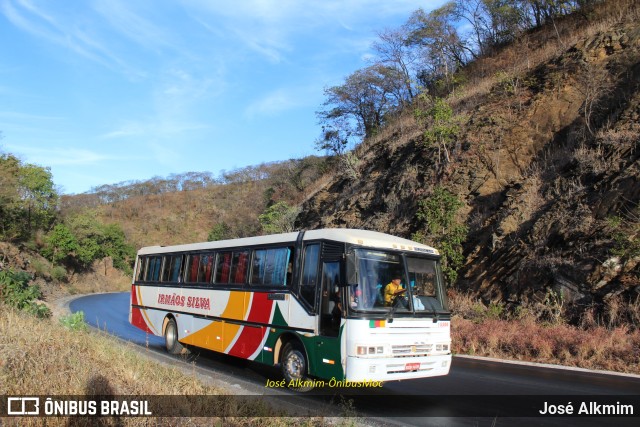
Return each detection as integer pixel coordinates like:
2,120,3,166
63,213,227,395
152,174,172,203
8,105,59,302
227,293,274,358
130,285,154,334
131,306,154,334
131,284,139,305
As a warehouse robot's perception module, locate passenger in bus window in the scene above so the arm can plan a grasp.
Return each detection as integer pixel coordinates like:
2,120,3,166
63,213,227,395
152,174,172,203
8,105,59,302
411,283,425,310
350,286,361,309
384,275,405,306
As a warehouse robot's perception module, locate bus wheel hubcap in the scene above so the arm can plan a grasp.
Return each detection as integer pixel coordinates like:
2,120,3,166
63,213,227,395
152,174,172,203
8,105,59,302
286,353,303,378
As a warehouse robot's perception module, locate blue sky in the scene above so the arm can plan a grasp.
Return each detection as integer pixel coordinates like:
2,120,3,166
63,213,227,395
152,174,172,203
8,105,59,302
1,0,445,194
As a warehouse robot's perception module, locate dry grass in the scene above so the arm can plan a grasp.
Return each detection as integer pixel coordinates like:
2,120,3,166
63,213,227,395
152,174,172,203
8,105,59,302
0,305,344,426
449,291,640,373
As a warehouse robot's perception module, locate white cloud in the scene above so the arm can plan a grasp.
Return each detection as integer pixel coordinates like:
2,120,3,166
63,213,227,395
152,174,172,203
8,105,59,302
0,0,142,75
183,0,427,63
91,0,177,52
0,111,63,121
100,119,208,140
244,89,299,118
5,144,113,166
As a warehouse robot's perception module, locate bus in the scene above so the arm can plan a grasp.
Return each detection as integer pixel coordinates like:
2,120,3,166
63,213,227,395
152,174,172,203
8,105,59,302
129,228,451,389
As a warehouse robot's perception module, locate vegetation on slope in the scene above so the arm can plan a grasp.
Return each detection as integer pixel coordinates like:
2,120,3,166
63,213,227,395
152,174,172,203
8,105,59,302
61,157,329,250
300,0,640,327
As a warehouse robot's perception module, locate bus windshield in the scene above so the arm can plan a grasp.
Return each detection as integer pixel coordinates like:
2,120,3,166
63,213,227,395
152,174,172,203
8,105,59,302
349,249,448,315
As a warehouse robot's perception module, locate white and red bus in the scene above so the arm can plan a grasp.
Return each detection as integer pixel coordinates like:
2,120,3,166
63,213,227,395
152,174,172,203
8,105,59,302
130,228,451,388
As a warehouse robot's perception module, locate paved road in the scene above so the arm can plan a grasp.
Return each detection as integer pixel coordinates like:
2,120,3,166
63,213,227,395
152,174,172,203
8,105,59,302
70,292,640,426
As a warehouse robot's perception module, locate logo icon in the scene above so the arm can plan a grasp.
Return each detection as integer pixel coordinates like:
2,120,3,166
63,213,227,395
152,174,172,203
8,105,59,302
7,397,40,415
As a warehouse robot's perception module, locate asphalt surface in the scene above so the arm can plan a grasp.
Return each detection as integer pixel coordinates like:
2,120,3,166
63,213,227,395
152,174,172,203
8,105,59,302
69,292,640,426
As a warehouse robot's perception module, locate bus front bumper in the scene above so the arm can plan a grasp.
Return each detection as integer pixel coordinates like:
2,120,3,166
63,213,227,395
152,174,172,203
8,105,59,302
345,354,452,382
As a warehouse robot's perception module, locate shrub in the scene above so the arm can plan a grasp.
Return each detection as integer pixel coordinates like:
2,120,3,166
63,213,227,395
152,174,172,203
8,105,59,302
30,258,50,278
258,201,300,234
51,266,67,282
0,268,51,318
43,215,136,274
413,186,467,283
59,311,88,331
208,222,232,241
414,97,461,165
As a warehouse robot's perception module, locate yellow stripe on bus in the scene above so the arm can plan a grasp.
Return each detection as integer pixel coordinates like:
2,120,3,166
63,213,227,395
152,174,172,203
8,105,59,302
181,291,249,353
181,320,225,352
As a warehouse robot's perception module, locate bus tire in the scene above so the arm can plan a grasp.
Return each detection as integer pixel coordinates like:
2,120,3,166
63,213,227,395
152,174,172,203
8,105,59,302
164,318,185,355
280,342,313,392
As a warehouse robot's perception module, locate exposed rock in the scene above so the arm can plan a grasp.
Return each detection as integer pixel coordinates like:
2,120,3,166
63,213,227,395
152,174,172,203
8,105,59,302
298,8,640,322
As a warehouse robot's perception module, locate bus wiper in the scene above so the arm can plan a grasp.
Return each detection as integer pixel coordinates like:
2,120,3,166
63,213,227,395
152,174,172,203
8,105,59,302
386,300,399,322
431,304,439,323
427,297,439,323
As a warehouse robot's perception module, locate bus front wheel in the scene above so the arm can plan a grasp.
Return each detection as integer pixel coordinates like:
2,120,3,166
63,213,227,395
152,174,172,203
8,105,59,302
164,318,185,355
281,342,313,391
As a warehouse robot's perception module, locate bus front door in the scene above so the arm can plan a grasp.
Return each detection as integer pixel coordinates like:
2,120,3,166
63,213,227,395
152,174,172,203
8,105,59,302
314,261,344,380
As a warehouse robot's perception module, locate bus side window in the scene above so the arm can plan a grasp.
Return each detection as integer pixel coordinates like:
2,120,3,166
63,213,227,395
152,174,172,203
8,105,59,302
185,254,200,283
136,257,146,282
251,247,292,286
215,252,232,284
299,244,320,309
146,256,162,282
231,251,249,284
285,247,294,286
197,253,214,283
162,255,181,283
161,256,169,282
170,255,183,283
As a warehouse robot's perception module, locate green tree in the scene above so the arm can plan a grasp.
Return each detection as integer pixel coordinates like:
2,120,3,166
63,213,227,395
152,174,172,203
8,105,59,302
43,224,79,264
68,213,103,268
0,153,21,239
100,223,136,273
208,222,232,241
413,186,468,283
44,213,135,272
258,202,300,234
18,163,58,232
0,151,58,240
415,97,461,165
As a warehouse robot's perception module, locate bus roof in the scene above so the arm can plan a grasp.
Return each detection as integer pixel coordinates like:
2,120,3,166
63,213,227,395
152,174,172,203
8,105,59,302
137,228,439,256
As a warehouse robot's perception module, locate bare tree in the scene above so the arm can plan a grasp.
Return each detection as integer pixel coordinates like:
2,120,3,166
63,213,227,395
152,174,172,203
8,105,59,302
371,27,419,103
406,4,472,94
316,64,405,154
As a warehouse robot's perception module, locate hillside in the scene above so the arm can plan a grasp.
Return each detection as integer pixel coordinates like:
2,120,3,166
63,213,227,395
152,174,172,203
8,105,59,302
61,157,328,250
297,0,640,323
50,1,640,326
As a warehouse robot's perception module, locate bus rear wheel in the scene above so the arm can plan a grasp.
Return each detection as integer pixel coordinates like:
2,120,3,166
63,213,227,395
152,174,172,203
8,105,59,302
164,318,185,355
281,342,314,392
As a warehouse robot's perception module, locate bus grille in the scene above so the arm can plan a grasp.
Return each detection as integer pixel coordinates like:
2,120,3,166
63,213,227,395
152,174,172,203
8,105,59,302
392,344,433,357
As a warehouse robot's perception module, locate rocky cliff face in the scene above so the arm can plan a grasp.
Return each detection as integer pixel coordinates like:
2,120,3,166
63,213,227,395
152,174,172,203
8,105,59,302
298,13,640,321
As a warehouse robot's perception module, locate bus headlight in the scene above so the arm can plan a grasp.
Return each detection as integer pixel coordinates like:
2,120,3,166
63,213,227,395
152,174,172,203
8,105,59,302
356,345,385,356
436,343,450,352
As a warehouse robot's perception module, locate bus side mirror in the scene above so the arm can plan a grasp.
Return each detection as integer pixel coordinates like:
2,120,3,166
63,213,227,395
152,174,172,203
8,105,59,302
346,256,357,285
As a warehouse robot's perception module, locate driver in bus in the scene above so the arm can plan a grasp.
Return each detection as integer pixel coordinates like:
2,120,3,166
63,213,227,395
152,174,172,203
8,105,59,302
384,274,406,306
